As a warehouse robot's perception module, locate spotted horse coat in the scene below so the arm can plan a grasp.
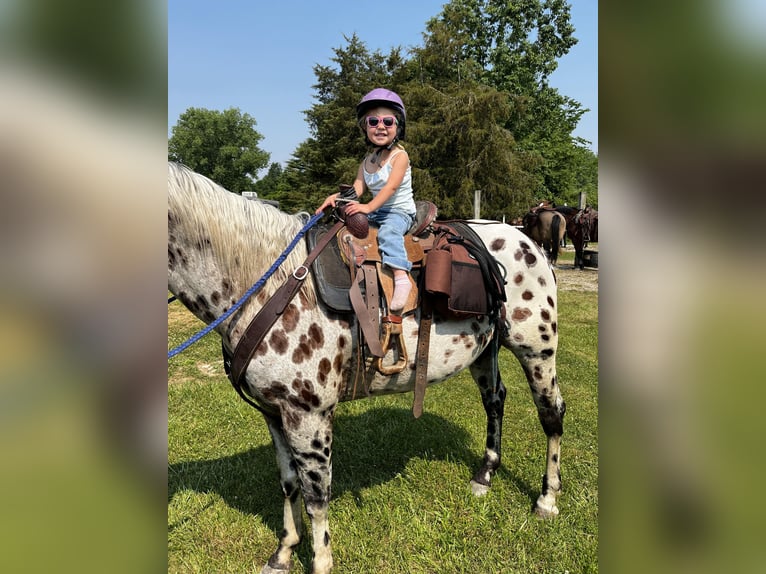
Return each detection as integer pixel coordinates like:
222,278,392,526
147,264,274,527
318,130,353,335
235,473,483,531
168,162,566,574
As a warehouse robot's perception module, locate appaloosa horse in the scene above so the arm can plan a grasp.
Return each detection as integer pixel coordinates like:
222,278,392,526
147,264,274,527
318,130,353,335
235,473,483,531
556,206,599,269
168,162,565,574
522,208,566,267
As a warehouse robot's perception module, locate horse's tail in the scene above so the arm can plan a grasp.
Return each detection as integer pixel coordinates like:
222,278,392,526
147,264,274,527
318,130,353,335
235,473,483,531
551,214,561,262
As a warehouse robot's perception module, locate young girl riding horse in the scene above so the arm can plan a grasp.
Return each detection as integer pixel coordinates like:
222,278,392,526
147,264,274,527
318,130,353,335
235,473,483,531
316,88,416,311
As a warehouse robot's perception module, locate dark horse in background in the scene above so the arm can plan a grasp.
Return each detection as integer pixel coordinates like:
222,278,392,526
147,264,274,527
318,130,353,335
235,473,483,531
522,208,566,267
554,206,599,269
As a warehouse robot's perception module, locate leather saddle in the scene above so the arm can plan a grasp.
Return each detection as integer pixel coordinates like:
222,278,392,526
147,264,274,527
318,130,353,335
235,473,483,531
307,200,437,314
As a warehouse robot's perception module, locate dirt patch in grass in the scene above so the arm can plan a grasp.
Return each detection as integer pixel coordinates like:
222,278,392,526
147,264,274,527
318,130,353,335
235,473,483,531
555,264,599,292
554,247,599,292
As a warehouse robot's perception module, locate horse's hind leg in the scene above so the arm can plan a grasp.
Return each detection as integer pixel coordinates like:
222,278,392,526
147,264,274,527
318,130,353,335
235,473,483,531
262,415,304,574
514,348,566,518
469,344,507,496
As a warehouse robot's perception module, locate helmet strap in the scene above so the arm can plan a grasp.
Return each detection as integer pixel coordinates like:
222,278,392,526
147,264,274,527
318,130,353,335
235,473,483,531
370,138,399,166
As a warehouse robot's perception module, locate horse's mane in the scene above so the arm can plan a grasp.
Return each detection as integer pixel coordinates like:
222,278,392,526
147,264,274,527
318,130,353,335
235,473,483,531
167,162,316,303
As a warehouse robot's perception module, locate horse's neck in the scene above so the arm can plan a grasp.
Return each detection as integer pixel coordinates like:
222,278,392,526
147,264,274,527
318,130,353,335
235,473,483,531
168,210,310,333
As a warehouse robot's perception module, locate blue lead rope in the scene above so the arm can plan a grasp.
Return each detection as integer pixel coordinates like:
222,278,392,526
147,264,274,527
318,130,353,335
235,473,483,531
168,212,324,359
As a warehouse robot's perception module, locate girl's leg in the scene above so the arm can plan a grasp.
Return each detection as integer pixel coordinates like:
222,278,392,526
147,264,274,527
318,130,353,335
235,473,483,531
371,210,414,311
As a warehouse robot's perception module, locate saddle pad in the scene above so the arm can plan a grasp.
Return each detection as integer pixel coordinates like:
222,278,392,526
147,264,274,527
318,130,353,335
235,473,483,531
306,224,355,313
308,222,427,315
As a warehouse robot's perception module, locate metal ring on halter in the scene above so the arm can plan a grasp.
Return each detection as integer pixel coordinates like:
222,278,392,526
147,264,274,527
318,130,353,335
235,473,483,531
292,265,309,280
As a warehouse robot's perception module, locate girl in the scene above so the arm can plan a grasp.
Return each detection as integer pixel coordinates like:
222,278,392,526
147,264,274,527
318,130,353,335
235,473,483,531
316,88,416,311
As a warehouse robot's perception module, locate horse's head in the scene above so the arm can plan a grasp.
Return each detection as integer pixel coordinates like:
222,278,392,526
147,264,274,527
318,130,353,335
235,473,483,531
576,207,598,242
522,211,539,228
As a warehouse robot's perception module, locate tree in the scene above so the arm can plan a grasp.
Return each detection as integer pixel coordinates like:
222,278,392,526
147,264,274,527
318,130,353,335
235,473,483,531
168,107,270,192
404,83,538,219
281,1,595,216
416,0,587,202
566,146,598,208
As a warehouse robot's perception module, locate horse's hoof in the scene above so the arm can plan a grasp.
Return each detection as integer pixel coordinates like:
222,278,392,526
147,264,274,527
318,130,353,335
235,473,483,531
533,501,560,520
470,479,490,497
261,563,291,574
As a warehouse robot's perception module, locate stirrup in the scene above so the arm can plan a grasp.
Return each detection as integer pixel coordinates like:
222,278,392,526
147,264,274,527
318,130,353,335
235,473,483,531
373,315,408,375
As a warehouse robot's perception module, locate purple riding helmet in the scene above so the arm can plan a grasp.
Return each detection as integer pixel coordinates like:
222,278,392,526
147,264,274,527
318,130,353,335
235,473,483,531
356,88,406,144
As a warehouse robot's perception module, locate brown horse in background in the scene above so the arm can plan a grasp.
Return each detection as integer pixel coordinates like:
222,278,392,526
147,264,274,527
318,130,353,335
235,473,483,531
555,206,599,269
522,209,566,267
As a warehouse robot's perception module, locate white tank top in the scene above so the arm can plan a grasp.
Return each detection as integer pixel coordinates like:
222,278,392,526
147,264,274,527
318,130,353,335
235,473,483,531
363,149,416,214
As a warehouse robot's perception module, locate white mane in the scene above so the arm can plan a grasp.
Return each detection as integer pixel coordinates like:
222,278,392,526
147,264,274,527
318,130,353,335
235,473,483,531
167,162,315,303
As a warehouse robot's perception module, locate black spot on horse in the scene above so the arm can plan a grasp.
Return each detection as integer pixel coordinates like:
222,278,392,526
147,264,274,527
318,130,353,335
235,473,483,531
287,396,311,412
221,278,233,297
168,210,180,229
270,330,289,355
195,294,209,312
195,237,212,251
175,246,188,268
308,323,325,348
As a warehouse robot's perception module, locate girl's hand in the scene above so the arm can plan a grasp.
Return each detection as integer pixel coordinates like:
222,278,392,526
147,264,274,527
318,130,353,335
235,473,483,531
315,193,339,215
343,202,372,216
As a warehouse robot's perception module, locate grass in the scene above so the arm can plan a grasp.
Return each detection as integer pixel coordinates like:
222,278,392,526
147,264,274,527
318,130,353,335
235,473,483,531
168,288,598,573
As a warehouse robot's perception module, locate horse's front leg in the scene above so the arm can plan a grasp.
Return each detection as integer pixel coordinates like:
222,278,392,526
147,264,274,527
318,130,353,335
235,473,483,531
282,408,335,574
468,344,507,496
262,414,304,574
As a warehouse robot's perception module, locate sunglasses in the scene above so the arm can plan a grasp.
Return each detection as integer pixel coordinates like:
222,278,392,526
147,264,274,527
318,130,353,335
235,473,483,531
365,115,397,128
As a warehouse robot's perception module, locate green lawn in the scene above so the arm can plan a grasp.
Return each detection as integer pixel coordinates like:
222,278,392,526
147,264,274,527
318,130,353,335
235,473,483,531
168,288,598,573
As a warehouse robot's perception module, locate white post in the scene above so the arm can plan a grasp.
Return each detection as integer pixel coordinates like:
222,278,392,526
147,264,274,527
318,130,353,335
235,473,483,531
474,189,481,219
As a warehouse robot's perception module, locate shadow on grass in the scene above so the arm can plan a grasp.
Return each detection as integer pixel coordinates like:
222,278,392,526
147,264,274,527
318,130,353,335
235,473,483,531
168,405,540,568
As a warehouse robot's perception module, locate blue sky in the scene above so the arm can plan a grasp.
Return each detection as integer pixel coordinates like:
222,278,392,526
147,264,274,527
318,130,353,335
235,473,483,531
168,1,597,169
